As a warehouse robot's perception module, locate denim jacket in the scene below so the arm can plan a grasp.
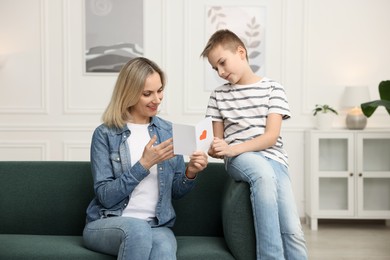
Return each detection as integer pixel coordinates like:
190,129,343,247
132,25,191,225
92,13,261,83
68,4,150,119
85,116,196,227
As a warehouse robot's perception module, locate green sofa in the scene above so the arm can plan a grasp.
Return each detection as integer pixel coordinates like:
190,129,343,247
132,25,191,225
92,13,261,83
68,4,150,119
0,161,256,260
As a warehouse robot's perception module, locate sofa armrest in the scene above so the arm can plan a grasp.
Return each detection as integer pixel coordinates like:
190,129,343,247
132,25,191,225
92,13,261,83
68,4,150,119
221,177,256,260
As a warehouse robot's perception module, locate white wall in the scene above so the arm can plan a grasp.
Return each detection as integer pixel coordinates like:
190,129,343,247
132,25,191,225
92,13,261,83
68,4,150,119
1,0,390,217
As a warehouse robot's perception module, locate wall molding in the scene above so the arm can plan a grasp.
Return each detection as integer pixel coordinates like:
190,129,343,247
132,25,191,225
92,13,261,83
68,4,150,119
0,141,49,160
63,0,108,114
0,0,49,114
63,141,90,161
301,0,311,115
62,0,165,115
0,124,95,132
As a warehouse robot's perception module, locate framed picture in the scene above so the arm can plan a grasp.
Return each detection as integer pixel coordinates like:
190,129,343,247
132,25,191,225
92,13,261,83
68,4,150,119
84,0,144,73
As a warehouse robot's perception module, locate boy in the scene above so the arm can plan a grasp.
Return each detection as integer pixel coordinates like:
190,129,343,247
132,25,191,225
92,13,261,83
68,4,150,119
201,29,308,259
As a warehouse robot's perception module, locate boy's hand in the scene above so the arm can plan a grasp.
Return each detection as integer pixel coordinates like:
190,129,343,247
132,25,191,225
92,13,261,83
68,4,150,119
209,137,235,159
185,151,208,179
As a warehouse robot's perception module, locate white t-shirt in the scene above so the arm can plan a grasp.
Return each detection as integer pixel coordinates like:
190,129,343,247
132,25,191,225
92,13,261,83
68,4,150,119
122,123,159,220
206,77,291,167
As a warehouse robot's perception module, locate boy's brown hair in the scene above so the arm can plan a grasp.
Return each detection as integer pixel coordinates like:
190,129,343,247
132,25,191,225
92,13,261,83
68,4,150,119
200,29,248,60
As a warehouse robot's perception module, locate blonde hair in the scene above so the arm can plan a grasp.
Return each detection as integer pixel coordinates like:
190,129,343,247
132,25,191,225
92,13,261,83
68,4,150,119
200,29,248,60
102,57,165,128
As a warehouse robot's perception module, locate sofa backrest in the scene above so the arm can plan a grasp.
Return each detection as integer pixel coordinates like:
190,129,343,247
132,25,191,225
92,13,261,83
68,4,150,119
0,161,228,237
0,161,94,236
172,162,228,237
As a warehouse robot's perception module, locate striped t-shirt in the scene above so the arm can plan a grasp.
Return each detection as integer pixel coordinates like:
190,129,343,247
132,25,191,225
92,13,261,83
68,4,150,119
205,77,291,167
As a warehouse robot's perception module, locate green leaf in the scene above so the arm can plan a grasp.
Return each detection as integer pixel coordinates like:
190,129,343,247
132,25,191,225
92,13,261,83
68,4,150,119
361,100,390,117
361,101,379,117
379,80,390,101
360,80,390,117
312,104,338,116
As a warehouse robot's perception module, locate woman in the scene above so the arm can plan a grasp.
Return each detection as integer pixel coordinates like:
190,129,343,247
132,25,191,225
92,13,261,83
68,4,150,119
83,57,208,260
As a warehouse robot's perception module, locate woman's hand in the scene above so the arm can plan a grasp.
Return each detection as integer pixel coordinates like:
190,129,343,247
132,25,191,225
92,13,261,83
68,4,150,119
139,135,175,169
185,151,208,179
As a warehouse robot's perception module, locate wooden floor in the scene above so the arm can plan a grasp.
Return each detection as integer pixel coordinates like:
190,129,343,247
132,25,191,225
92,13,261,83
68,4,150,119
303,220,390,260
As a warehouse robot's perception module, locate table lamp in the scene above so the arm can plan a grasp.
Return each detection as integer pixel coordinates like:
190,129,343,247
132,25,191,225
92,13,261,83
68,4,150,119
343,86,370,130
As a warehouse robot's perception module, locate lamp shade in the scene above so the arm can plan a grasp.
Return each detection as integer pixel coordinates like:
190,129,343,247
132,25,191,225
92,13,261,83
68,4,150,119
343,86,370,108
343,86,370,130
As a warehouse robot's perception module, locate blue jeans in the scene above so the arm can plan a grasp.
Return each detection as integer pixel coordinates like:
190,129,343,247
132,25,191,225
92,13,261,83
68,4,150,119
83,217,177,260
226,152,307,260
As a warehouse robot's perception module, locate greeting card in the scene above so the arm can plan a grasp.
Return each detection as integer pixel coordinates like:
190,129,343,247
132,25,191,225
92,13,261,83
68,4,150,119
172,117,213,155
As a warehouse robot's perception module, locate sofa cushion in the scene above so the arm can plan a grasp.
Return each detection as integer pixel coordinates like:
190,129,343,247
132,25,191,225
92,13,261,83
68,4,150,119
0,235,235,260
0,234,115,260
176,236,235,260
222,178,256,260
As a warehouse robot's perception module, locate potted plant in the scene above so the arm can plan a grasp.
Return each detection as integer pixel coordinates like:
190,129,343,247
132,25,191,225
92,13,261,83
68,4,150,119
361,80,390,118
312,104,338,129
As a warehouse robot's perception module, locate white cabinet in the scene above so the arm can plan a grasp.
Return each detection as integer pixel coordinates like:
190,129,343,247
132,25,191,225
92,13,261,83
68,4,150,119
305,129,390,230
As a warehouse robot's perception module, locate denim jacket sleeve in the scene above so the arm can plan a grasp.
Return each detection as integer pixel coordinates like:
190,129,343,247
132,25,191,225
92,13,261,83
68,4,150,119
171,154,197,200
90,124,150,209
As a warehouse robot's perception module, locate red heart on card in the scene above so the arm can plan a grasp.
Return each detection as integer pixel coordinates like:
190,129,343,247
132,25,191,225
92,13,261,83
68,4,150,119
199,130,207,140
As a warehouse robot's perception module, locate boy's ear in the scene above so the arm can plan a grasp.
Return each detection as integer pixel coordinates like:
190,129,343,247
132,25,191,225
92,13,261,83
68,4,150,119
237,46,246,59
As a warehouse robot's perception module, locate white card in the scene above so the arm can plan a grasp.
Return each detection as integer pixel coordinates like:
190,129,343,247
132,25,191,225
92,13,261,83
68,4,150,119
172,117,214,155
